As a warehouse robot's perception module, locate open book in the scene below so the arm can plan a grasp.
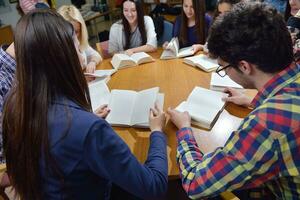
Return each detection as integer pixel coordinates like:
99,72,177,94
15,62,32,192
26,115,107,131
85,69,117,85
210,72,243,91
160,37,194,59
111,52,154,69
84,69,117,78
106,87,164,128
183,54,218,72
175,87,228,129
88,81,111,112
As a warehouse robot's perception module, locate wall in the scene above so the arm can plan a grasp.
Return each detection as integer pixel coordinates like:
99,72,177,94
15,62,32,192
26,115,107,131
0,0,72,28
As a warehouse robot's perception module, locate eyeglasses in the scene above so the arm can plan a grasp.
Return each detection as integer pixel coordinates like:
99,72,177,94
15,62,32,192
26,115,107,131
216,64,231,77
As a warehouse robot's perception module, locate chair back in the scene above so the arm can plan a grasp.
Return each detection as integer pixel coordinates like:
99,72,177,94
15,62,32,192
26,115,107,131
158,20,173,46
96,41,110,59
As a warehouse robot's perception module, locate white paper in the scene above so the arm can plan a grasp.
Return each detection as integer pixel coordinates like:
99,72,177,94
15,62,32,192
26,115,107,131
131,87,159,125
106,90,137,125
210,72,243,90
88,81,110,112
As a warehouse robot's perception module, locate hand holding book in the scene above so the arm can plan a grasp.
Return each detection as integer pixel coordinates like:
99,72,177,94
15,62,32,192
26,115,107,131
149,102,166,132
94,104,111,119
167,108,191,130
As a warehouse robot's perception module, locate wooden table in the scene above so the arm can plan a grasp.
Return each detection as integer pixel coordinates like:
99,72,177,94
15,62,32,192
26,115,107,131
0,25,13,46
97,49,256,178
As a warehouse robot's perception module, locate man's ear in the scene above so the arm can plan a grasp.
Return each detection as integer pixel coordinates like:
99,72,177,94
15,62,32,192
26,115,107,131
237,60,253,75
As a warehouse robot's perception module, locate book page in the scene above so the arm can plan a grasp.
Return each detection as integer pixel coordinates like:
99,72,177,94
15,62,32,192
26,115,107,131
88,81,110,112
186,55,218,72
210,72,243,89
130,52,153,65
193,110,243,154
84,69,117,78
134,93,164,128
176,101,217,128
160,49,176,60
111,54,135,69
131,87,159,125
105,90,137,126
166,37,177,53
178,46,194,58
187,87,227,111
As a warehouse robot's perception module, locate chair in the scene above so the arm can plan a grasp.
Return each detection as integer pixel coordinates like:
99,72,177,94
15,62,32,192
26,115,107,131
158,20,173,47
96,41,111,59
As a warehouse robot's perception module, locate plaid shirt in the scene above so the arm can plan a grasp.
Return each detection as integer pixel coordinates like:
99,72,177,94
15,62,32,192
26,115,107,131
176,63,300,199
0,45,16,163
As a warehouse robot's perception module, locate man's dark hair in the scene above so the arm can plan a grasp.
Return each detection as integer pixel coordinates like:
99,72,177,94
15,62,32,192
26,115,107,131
207,2,294,73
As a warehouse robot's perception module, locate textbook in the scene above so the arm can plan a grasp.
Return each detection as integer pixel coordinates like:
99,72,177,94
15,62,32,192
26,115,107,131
210,72,243,91
183,54,218,72
106,87,164,128
160,37,194,59
88,81,111,112
111,52,154,69
175,87,228,129
84,69,117,78
85,69,117,85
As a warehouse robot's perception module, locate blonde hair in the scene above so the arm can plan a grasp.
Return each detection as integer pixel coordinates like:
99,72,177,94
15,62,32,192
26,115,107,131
58,5,89,51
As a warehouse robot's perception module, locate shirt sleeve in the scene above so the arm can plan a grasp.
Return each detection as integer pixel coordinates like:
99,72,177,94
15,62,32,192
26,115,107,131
108,23,122,54
0,46,16,112
84,120,168,199
144,16,157,48
177,112,279,199
84,45,102,65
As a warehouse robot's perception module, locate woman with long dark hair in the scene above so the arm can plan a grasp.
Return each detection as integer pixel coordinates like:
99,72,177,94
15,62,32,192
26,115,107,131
108,0,157,55
3,9,167,200
164,0,211,54
214,0,241,18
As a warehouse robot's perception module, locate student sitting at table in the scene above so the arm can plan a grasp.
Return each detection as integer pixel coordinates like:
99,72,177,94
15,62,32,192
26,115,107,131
214,0,241,17
108,0,157,56
58,5,102,73
163,0,211,54
3,9,168,200
167,2,300,199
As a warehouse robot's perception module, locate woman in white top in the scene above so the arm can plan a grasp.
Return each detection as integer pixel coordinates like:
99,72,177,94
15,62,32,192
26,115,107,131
58,5,102,73
109,0,157,55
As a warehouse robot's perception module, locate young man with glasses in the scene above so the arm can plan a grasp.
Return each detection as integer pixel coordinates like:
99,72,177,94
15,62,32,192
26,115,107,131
167,2,300,199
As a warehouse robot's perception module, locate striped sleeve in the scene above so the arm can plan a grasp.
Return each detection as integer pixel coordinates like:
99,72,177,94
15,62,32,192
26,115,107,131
176,112,280,199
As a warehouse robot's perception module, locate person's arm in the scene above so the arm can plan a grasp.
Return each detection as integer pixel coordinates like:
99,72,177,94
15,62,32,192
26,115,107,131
108,23,122,55
84,121,167,199
173,112,278,199
85,45,102,73
84,104,168,199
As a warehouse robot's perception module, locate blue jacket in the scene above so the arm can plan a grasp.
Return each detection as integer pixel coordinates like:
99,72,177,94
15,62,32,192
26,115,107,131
41,98,168,199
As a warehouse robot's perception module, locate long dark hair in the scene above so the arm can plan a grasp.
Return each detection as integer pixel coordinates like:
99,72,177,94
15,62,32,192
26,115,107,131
180,0,206,45
3,9,91,200
121,0,147,50
214,0,241,19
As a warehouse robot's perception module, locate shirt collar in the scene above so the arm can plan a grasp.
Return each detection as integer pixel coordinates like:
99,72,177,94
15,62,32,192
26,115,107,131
251,62,300,108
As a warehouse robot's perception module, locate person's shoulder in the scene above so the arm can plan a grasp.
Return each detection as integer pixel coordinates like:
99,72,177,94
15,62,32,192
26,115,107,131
144,15,152,21
111,20,123,30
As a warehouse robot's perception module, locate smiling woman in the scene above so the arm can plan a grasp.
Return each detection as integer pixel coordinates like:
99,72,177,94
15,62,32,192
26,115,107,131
108,0,157,55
